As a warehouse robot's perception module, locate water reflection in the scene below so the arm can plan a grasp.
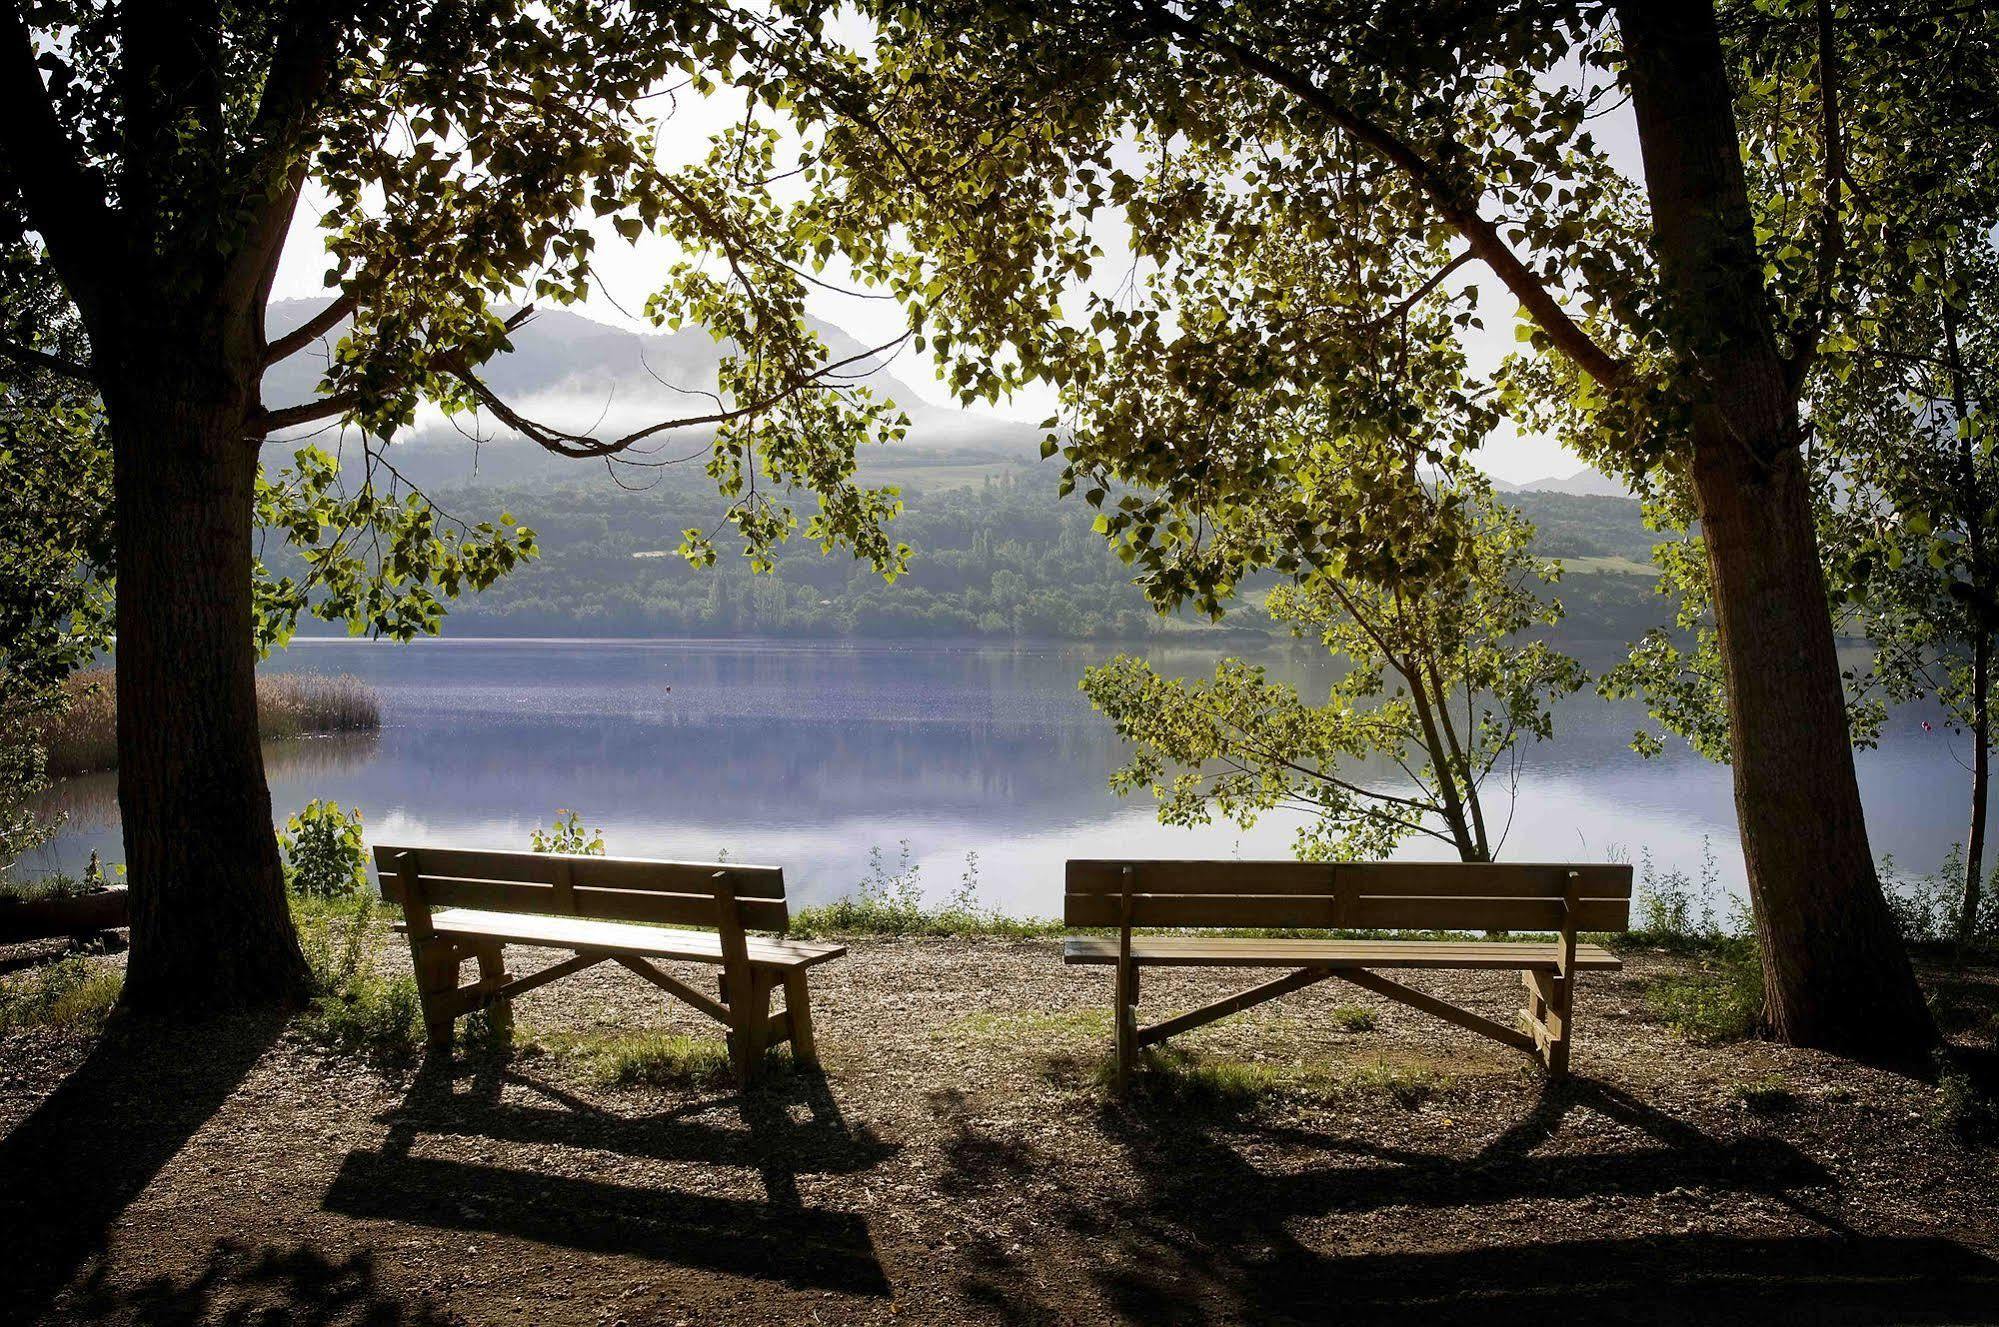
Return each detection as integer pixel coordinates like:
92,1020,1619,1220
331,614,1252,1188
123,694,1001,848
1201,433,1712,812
25,638,1989,913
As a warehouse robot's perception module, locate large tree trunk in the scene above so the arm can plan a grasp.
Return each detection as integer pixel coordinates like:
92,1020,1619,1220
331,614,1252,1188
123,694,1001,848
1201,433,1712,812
1619,1,1932,1054
106,340,310,1013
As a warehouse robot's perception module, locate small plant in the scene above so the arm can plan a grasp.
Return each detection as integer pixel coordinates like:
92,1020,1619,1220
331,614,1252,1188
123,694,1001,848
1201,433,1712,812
279,799,368,899
1647,936,1765,1043
1733,1075,1797,1114
530,810,605,856
1329,1004,1378,1033
0,956,122,1033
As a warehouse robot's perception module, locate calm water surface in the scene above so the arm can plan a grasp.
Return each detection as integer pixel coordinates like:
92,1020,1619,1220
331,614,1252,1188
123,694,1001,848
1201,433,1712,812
27,637,1990,914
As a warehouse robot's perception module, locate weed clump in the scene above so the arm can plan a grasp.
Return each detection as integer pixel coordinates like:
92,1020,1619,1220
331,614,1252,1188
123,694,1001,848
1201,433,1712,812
0,955,122,1033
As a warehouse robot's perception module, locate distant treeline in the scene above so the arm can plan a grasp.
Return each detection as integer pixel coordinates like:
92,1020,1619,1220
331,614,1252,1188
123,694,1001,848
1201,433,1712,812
276,471,1671,643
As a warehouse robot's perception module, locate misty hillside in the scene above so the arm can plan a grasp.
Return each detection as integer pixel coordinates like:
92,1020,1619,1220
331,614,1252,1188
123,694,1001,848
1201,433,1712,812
262,299,1042,488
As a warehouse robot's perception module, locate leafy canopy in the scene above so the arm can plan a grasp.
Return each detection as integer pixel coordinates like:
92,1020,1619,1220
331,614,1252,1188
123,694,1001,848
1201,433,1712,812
1084,475,1586,862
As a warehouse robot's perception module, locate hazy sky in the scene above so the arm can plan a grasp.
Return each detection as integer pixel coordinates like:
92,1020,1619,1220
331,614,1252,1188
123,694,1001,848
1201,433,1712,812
272,45,1647,487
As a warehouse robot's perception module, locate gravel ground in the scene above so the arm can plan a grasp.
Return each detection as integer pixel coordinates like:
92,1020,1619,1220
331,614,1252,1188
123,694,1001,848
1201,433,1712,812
3,934,1997,1326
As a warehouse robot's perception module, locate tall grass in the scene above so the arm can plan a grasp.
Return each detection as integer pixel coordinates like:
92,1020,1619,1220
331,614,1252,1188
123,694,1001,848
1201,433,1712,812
38,669,381,777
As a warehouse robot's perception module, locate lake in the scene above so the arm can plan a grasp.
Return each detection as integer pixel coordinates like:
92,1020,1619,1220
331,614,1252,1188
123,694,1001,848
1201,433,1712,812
25,636,1990,915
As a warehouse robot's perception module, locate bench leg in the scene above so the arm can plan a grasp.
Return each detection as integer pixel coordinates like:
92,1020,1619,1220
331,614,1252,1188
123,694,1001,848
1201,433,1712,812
475,942,512,1042
783,969,818,1068
1547,972,1572,1081
413,941,460,1048
1113,960,1138,1094
1520,969,1571,1079
723,969,777,1083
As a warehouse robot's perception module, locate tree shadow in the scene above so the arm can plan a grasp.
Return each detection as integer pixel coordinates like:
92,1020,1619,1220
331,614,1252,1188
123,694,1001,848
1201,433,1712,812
66,1237,457,1327
0,1009,287,1327
945,1072,1999,1325
321,1046,897,1297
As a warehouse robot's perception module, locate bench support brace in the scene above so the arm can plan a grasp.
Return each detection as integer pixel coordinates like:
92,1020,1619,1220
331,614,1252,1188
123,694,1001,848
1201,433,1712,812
1134,967,1336,1050
1334,968,1536,1052
614,953,733,1025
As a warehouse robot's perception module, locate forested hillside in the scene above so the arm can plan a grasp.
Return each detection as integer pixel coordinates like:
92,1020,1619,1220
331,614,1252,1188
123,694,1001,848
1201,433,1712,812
277,471,1669,642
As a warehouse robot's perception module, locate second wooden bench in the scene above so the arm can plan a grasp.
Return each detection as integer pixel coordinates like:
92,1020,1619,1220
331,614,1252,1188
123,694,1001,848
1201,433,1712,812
1064,859,1631,1092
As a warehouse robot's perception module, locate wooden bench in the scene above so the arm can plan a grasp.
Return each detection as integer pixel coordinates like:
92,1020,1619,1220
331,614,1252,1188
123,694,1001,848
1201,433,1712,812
374,844,844,1082
1063,859,1631,1093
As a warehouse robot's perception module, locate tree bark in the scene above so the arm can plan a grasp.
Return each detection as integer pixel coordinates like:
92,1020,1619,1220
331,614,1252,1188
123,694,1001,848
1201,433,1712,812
105,337,310,1013
1964,634,1990,942
1620,0,1933,1054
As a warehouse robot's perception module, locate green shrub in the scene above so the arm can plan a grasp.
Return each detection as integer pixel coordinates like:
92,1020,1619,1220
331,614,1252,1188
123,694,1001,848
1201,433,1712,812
293,893,422,1060
299,972,423,1060
1883,848,1999,944
280,799,368,899
530,810,604,856
1648,938,1765,1043
0,956,122,1033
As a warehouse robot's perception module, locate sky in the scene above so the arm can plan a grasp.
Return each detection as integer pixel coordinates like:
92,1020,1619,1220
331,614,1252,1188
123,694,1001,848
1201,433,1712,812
270,42,1648,488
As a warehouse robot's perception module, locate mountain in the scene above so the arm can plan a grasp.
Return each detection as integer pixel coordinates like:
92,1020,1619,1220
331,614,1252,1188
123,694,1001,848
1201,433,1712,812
1490,466,1630,498
261,300,1042,488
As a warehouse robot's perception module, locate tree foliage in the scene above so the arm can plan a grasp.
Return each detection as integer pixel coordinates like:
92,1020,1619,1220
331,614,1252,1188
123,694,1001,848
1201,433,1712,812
1084,477,1584,861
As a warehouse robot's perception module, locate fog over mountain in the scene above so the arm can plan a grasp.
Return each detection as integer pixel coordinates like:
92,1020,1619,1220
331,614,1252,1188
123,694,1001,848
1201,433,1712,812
264,299,1624,496
1488,467,1631,498
263,299,1041,487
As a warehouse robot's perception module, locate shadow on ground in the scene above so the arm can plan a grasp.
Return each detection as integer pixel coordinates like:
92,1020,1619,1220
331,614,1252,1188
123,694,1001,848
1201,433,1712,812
946,1073,1999,1326
66,1238,457,1327
0,1010,287,1327
322,1047,898,1297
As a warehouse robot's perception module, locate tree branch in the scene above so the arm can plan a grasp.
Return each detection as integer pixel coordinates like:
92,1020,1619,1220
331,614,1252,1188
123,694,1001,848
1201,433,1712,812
449,329,914,459
0,12,124,309
1784,0,1846,392
223,4,346,316
0,337,98,386
1137,0,1628,390
264,293,357,366
253,390,361,436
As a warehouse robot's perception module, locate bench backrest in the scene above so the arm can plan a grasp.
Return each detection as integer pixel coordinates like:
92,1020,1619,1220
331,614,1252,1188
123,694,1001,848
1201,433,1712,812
373,845,790,933
1064,860,1632,933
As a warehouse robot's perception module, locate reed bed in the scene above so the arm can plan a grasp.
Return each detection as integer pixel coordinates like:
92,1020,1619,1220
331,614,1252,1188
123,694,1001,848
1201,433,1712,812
38,669,381,777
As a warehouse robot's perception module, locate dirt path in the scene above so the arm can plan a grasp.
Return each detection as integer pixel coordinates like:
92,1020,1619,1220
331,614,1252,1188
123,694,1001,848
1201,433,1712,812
4,937,1997,1325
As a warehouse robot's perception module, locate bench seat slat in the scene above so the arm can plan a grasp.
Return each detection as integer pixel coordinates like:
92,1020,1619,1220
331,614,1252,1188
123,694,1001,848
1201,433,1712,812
1062,935,1622,971
412,908,845,969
